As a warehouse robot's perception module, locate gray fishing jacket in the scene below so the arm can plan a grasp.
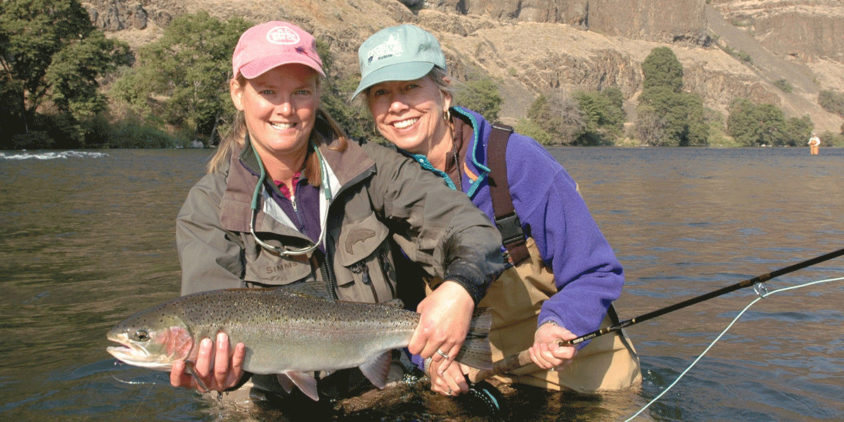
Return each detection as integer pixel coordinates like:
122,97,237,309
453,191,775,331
176,123,505,306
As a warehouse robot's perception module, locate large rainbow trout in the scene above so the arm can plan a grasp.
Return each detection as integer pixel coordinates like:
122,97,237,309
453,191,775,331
106,288,491,400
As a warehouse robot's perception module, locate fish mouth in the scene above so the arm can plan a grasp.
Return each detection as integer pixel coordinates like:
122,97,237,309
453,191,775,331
106,334,173,371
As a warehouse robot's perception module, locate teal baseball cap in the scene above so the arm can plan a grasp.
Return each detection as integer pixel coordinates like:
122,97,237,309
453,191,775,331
353,24,446,99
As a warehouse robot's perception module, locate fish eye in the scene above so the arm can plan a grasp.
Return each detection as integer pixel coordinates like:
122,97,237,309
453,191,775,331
133,329,150,341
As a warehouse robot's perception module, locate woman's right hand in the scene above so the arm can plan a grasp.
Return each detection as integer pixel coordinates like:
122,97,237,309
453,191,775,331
529,321,577,370
170,332,246,392
408,281,475,375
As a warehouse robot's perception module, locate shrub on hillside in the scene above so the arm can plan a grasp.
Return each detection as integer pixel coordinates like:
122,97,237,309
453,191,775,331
727,98,813,146
455,77,502,123
773,79,793,93
818,131,844,147
527,93,586,145
818,90,844,117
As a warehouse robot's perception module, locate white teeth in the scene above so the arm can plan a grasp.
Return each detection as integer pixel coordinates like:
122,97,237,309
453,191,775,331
393,118,418,129
270,122,295,130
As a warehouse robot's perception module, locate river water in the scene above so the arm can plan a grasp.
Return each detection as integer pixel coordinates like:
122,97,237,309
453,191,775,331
0,147,841,421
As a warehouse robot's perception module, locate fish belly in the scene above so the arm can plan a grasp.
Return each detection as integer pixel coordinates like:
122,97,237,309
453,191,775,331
236,327,411,374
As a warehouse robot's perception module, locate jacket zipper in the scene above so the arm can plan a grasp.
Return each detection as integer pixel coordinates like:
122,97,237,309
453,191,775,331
378,248,396,298
317,249,338,300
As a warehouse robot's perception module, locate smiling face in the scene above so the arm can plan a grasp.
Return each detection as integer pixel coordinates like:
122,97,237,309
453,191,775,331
365,76,452,157
231,64,320,160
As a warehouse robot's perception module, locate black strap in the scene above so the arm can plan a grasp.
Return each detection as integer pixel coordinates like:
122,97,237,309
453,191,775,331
487,124,529,265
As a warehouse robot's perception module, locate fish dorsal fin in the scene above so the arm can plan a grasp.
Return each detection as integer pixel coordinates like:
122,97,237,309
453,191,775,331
274,281,334,301
358,351,392,389
283,370,320,401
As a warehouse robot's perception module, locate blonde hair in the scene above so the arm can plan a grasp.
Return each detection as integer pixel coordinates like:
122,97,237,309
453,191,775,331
207,75,348,187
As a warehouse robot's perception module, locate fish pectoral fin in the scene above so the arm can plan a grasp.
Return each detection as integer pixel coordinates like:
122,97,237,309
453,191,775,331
283,370,319,401
382,298,404,308
358,351,392,389
276,374,294,394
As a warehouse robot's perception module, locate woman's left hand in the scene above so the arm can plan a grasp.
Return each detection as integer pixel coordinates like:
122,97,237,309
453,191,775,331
408,280,474,374
428,359,470,396
529,321,577,370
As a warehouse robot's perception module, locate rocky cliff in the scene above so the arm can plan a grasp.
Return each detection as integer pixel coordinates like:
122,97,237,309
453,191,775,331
80,0,844,133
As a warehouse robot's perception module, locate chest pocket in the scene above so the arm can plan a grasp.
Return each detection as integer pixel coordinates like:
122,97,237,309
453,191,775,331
333,213,396,303
242,236,314,286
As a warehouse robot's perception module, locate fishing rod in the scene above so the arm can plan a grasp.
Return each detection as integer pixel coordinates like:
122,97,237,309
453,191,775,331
470,246,844,382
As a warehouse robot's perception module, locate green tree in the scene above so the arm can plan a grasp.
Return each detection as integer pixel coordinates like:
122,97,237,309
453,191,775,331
782,115,813,147
111,12,249,145
574,88,625,145
455,77,502,123
636,47,708,146
635,104,668,146
641,46,683,93
46,31,130,138
726,98,811,147
514,117,552,145
527,93,586,145
0,0,129,147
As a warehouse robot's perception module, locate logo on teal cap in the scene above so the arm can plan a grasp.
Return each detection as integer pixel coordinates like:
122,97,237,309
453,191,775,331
353,24,446,98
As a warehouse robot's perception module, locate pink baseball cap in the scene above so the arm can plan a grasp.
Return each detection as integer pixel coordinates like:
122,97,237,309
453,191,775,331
232,21,325,79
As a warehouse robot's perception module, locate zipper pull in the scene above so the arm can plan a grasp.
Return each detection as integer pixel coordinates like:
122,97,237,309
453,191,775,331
351,262,372,284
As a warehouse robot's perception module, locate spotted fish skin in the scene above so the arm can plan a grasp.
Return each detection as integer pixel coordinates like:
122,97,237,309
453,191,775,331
106,288,491,400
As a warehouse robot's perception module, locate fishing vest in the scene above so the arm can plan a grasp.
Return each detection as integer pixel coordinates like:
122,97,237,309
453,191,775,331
472,124,642,392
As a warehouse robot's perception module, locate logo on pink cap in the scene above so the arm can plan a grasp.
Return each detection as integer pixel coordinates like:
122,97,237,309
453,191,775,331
266,26,300,45
232,21,325,79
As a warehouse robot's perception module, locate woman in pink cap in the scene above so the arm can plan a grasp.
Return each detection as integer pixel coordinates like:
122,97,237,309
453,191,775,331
168,21,505,403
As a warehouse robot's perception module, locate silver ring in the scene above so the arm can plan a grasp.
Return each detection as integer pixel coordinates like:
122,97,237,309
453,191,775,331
436,349,450,360
447,388,452,395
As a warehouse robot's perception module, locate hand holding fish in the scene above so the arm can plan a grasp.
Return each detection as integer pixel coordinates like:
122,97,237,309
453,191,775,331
409,280,475,375
428,359,470,396
169,332,246,392
529,321,577,370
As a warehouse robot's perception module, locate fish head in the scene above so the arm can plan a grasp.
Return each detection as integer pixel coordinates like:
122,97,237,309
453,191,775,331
106,311,194,371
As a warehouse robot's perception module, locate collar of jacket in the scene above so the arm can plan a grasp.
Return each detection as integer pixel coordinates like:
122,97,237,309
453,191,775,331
450,106,491,199
218,118,376,235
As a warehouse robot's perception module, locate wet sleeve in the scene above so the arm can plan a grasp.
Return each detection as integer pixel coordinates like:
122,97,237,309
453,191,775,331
176,175,246,296
364,143,506,305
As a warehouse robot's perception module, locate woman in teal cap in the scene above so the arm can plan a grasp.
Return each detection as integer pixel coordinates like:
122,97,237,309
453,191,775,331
353,24,641,397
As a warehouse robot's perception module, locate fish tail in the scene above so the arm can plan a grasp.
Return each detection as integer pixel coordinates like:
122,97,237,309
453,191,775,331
456,309,493,370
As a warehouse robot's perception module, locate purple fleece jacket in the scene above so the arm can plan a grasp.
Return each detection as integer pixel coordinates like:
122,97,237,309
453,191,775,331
407,107,625,371
449,107,624,342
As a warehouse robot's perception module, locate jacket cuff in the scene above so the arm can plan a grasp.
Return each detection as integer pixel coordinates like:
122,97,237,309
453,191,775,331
442,271,486,305
537,315,590,351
